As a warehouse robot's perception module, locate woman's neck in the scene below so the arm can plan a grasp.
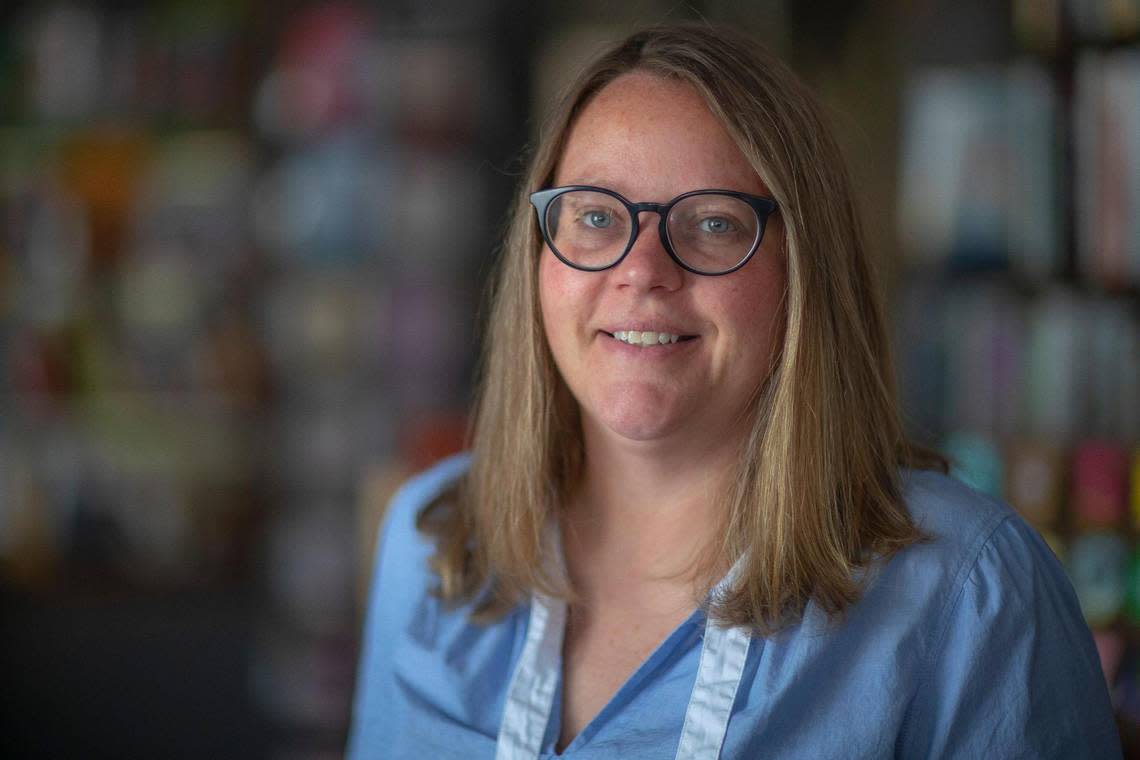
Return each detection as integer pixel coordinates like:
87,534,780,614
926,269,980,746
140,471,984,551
561,419,742,603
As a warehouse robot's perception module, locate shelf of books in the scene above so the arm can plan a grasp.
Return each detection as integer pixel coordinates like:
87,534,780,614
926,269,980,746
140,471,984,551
0,2,527,757
895,0,1140,745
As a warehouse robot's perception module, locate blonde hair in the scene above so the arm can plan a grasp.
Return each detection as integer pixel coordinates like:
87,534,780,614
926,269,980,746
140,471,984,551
418,22,945,632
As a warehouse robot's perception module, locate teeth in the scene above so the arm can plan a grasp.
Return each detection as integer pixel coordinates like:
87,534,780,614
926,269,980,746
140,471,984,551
612,330,683,347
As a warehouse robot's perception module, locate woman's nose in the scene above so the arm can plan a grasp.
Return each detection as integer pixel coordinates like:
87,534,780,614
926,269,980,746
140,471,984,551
613,213,684,292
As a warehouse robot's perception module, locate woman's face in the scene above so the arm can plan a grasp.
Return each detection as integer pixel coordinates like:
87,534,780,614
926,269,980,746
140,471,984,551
539,72,786,449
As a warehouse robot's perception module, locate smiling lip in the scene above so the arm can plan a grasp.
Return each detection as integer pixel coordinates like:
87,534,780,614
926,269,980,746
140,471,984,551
599,325,700,350
600,322,697,337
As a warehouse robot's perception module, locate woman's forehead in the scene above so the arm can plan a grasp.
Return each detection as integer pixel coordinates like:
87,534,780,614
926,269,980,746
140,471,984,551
554,72,768,198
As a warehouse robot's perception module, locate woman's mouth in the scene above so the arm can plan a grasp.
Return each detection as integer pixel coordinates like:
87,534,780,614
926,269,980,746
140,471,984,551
606,330,697,347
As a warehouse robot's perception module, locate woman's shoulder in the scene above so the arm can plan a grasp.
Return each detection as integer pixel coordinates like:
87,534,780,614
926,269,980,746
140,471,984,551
898,466,1014,551
879,467,1064,619
850,468,1089,685
381,453,472,551
858,469,1020,607
350,453,514,757
365,453,472,615
387,452,472,522
883,469,1120,755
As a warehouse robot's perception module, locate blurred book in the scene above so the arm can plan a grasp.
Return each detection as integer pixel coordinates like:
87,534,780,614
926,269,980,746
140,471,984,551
1075,49,1140,290
898,64,1062,282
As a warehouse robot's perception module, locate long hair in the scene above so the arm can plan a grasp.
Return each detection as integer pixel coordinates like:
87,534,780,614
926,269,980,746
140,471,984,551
417,22,945,631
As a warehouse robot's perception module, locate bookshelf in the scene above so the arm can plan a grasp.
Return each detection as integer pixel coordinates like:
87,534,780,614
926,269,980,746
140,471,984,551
894,0,1140,744
0,2,531,757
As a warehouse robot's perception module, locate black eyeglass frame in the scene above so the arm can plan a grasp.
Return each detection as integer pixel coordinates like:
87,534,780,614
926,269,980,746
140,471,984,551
529,185,779,276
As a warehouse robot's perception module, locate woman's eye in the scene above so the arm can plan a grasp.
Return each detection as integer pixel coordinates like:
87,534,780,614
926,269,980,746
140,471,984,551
581,210,613,229
698,216,734,234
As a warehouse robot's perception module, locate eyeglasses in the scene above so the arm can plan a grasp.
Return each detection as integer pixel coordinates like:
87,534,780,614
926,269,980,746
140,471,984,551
530,185,778,276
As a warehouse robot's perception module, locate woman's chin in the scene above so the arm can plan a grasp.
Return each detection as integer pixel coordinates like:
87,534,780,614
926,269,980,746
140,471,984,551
601,417,680,443
584,394,699,445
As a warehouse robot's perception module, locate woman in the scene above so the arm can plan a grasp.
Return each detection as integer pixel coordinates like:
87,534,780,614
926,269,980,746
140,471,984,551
348,23,1119,759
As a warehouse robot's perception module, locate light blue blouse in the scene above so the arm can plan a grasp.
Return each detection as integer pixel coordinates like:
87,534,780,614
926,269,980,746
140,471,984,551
347,454,1121,759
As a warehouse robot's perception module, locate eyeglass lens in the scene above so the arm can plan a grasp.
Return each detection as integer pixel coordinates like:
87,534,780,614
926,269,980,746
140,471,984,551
544,189,761,273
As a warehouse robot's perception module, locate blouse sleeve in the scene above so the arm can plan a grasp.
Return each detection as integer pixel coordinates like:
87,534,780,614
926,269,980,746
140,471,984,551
899,515,1122,759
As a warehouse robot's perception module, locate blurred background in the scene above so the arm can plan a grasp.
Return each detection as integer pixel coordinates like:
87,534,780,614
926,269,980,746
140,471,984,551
0,0,1136,757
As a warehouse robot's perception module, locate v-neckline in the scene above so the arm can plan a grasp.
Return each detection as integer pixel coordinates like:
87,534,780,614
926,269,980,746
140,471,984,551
550,605,706,756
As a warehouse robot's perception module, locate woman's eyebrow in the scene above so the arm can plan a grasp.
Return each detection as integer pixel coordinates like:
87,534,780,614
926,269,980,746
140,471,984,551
559,176,615,188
